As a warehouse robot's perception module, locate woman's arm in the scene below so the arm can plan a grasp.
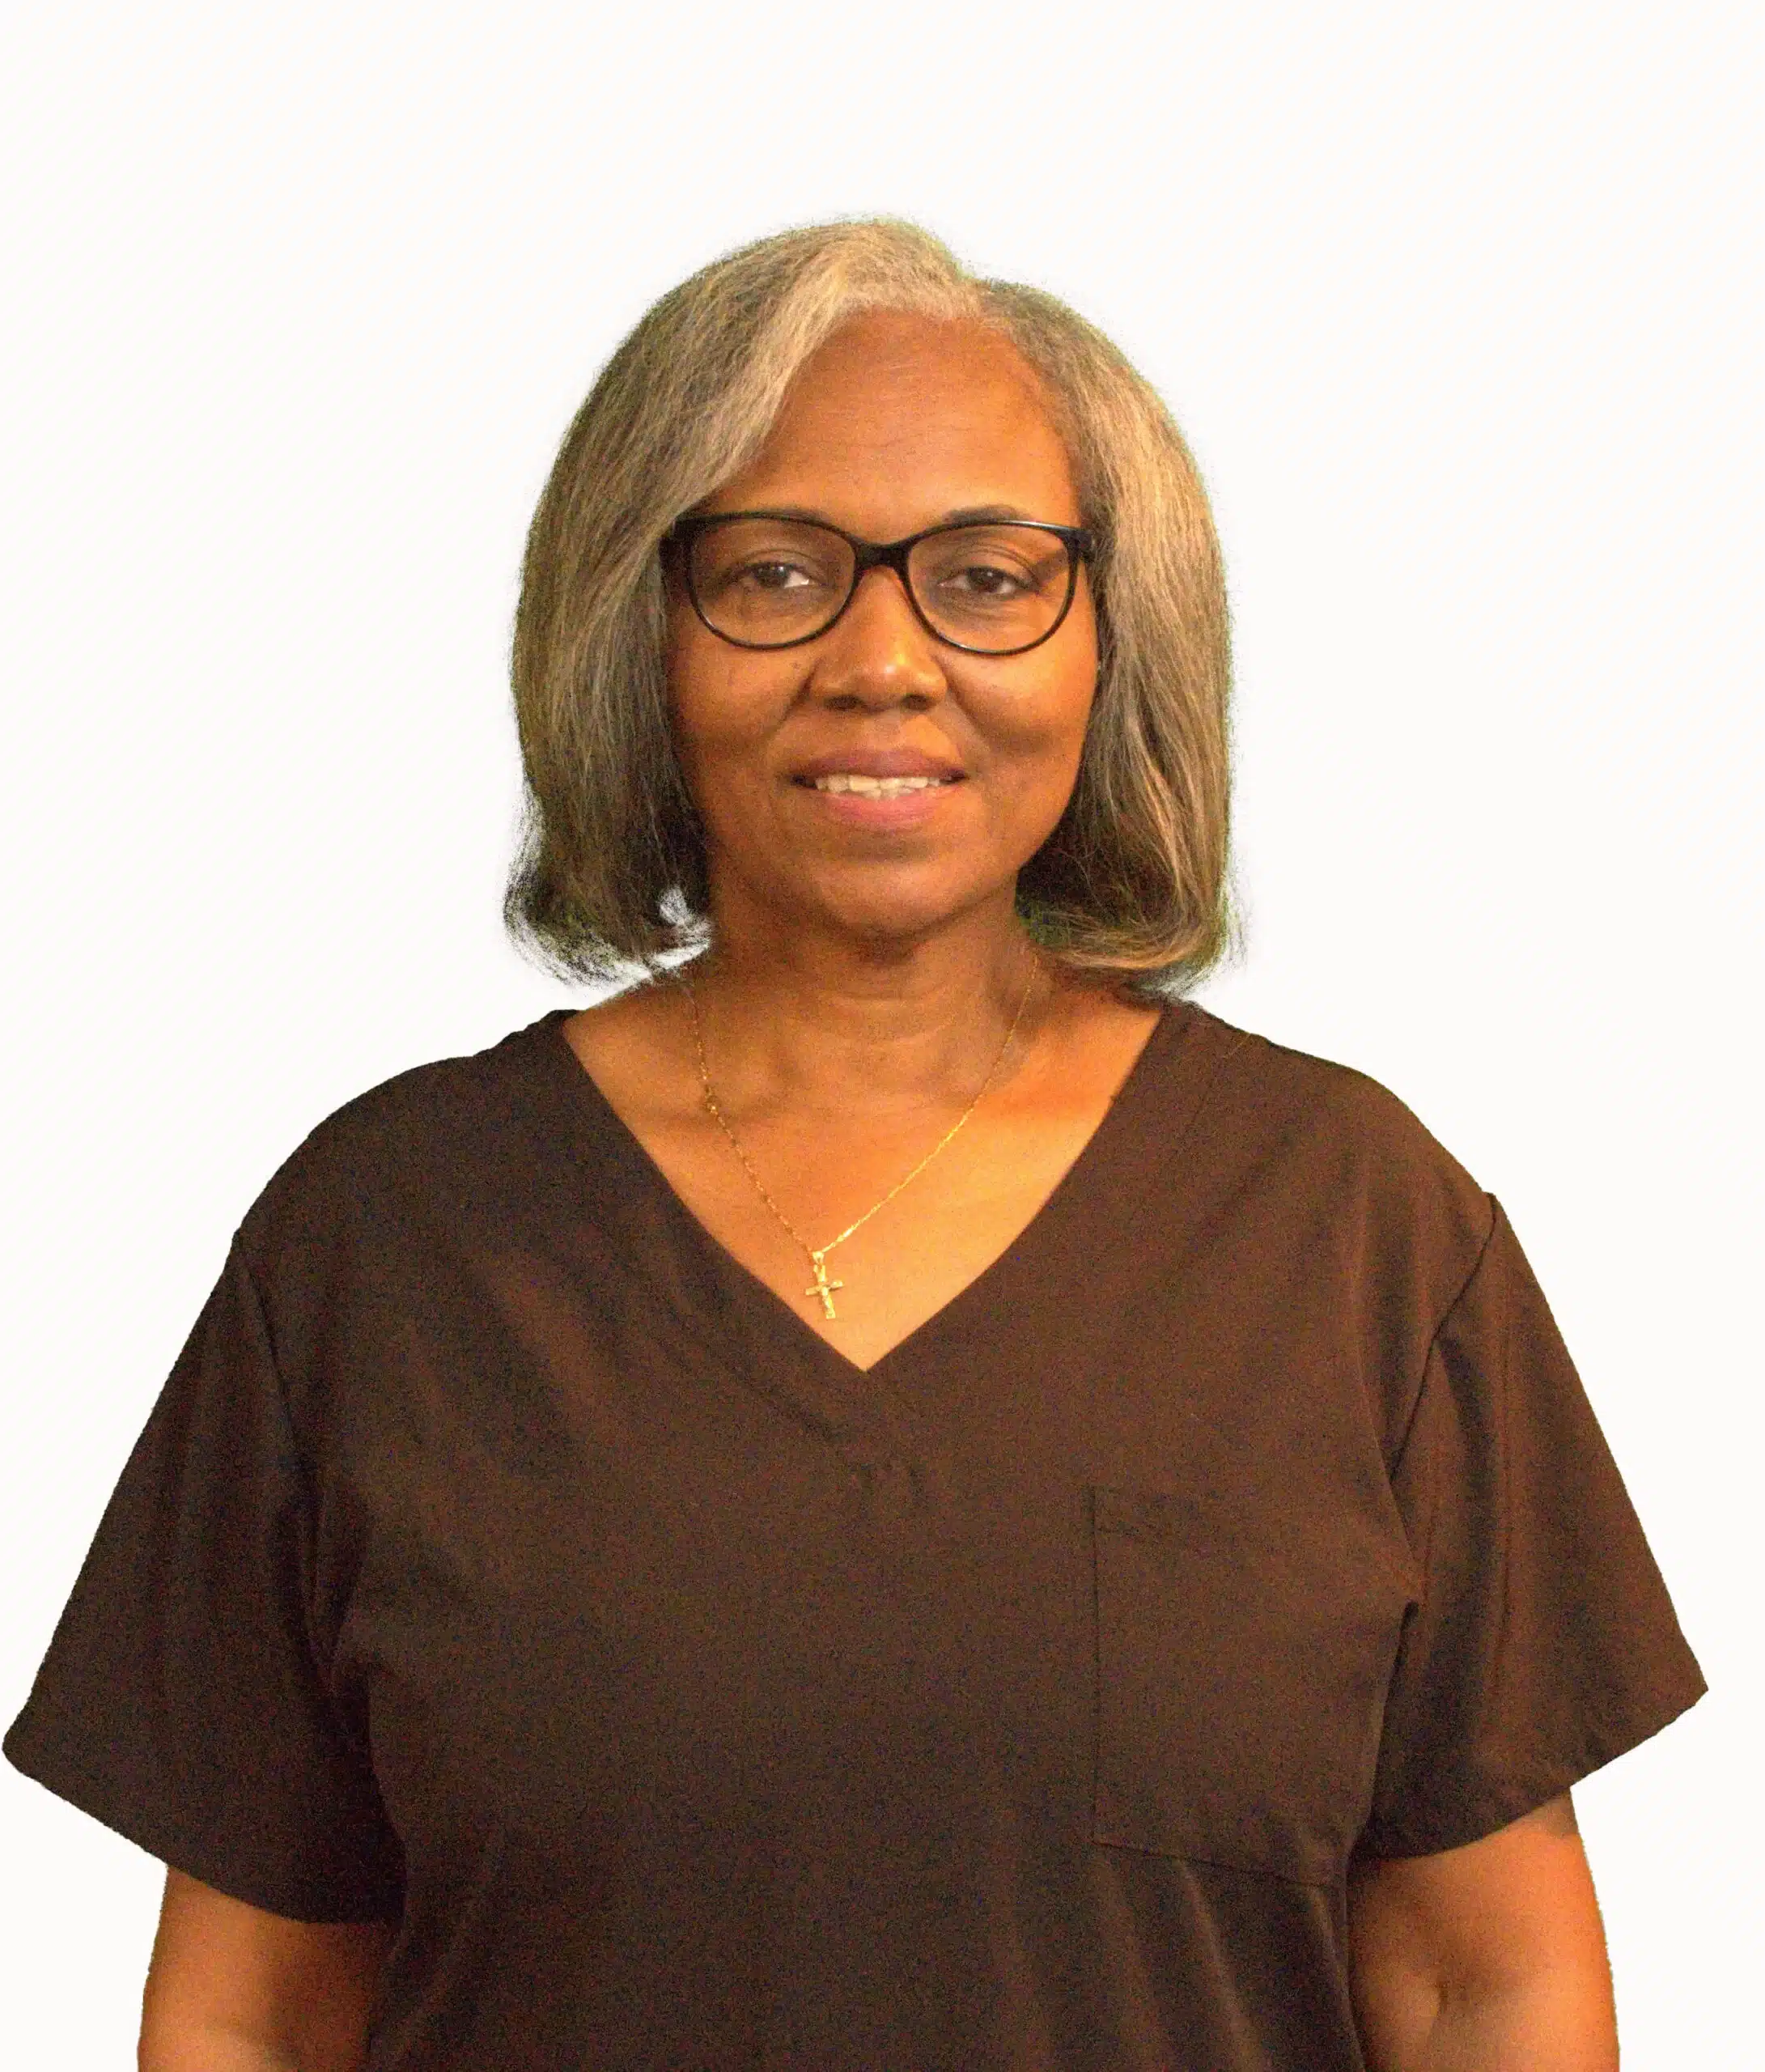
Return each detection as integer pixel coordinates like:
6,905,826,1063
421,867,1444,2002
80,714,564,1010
1347,1793,1618,2071
138,1868,395,2072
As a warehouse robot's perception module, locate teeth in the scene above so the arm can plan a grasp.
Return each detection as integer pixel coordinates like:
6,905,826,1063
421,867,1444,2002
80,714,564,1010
810,773,950,796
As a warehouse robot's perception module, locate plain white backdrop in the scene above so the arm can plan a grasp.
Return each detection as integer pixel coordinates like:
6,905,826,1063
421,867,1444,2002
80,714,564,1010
3,3,1758,2062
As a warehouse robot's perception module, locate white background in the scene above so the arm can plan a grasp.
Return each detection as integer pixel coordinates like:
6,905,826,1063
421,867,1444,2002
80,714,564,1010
3,3,1758,2062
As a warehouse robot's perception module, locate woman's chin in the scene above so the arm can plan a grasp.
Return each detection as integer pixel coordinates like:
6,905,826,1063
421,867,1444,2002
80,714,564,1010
723,864,1022,954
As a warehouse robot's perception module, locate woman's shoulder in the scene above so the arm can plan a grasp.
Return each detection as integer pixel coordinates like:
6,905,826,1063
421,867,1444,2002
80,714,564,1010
1165,998,1496,1274
234,1008,589,1266
1169,996,1466,1149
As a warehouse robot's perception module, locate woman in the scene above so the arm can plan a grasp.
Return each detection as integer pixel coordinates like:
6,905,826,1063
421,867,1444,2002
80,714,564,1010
6,220,1702,2070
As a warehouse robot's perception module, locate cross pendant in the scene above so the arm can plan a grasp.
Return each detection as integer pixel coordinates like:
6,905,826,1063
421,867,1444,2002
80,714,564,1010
806,1250,844,1321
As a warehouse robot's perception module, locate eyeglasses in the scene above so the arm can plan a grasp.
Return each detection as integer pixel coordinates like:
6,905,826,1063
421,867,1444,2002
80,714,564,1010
664,511,1095,656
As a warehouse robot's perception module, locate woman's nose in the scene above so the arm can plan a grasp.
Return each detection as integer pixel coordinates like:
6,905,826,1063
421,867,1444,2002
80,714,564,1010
808,567,947,710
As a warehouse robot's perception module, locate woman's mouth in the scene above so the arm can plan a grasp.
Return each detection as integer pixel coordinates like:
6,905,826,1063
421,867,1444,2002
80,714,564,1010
789,768,965,828
800,773,960,797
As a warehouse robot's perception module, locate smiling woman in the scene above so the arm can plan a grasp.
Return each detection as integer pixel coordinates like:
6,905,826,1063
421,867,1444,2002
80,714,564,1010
4,220,1703,2072
658,310,1102,991
506,222,1230,985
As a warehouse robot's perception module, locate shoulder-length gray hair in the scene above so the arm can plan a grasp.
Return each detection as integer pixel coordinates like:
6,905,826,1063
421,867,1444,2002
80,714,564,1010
507,218,1233,995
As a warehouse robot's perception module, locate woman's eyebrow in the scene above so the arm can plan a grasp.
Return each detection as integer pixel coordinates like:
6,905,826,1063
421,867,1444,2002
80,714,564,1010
940,503,1039,524
721,501,1045,528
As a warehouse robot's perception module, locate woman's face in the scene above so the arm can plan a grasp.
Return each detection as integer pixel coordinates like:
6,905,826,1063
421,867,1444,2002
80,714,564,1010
666,310,1098,949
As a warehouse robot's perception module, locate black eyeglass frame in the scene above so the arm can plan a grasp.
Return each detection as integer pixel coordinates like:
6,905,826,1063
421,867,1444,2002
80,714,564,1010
664,511,1097,657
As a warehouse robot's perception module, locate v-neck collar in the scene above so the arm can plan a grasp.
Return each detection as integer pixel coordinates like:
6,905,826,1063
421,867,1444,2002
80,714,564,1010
528,997,1220,1395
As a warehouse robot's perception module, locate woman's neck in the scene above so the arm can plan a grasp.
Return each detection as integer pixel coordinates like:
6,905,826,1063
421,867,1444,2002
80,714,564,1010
681,902,1051,1121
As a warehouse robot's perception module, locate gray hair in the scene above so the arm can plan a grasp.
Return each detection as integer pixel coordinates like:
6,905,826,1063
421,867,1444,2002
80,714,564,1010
507,218,1234,994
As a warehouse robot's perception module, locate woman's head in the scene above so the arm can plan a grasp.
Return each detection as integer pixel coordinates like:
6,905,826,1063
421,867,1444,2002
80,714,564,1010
664,308,1100,957
508,219,1233,993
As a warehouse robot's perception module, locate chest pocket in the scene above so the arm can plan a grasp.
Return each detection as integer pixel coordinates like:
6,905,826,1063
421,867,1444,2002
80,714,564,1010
1090,1485,1413,1886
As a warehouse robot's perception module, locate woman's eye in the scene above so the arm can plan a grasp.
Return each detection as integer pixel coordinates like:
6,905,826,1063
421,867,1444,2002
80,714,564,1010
936,563,1007,597
737,559,814,590
950,563,1027,597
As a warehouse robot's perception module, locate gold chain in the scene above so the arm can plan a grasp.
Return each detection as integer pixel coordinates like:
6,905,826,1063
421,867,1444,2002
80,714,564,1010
685,959,1041,1321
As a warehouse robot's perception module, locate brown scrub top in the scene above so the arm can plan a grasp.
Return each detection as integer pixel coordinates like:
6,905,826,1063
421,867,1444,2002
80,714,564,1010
6,1001,1704,2070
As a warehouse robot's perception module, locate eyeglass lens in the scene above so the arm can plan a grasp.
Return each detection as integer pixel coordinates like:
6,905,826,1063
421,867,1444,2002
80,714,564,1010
685,519,1076,652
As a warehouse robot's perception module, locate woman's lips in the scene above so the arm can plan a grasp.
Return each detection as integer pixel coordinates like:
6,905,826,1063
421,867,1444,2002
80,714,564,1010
803,772,955,797
790,771,963,828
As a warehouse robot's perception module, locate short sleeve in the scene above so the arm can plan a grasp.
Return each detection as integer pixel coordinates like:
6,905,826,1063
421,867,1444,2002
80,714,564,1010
1359,1196,1705,1858
3,1242,402,1922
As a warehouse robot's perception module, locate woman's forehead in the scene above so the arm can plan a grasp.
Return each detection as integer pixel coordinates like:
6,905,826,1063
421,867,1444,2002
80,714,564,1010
785,310,1050,423
711,311,1079,525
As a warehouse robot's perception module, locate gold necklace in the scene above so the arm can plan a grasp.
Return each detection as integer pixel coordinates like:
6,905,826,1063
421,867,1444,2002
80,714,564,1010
685,960,1041,1322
